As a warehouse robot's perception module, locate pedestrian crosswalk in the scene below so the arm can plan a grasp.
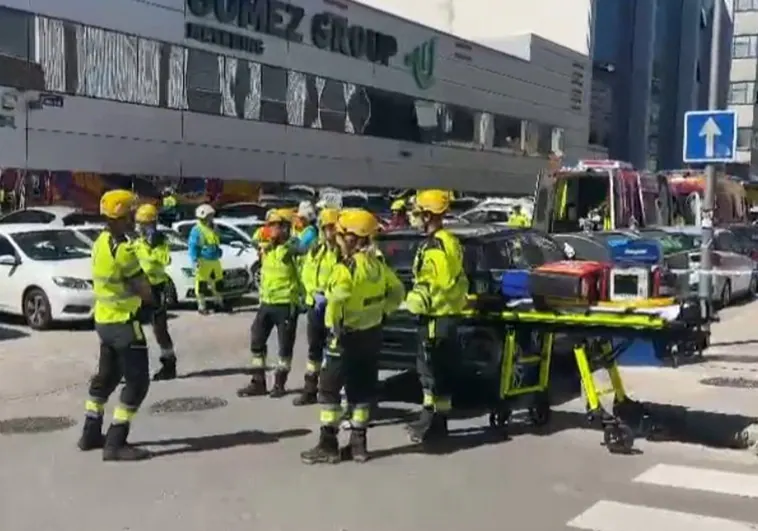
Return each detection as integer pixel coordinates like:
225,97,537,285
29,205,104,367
566,463,758,531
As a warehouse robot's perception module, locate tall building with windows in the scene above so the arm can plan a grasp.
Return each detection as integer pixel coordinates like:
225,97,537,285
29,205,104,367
729,0,758,176
590,0,731,170
0,0,592,194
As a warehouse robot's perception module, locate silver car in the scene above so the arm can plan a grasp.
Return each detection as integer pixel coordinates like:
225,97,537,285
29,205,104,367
642,227,758,307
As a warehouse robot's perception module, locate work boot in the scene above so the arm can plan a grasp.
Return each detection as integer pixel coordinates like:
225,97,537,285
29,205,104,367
292,373,318,406
300,426,340,465
152,358,177,381
102,423,150,462
269,370,288,398
342,428,369,463
237,370,267,397
77,416,105,451
407,408,436,444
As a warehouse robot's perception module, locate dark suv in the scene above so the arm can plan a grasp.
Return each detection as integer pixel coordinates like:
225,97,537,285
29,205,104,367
376,224,566,374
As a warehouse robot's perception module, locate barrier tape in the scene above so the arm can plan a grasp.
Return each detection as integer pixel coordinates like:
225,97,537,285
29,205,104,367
666,268,756,277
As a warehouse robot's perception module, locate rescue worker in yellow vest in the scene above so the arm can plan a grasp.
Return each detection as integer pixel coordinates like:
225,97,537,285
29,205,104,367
237,208,301,398
292,207,341,406
301,209,405,464
188,204,223,315
507,204,530,228
405,190,469,445
78,190,154,461
133,203,177,381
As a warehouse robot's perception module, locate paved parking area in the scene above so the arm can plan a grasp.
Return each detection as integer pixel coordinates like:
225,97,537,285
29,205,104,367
2,300,758,531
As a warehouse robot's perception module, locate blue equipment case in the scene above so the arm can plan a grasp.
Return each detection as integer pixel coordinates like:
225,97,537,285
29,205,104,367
500,269,531,299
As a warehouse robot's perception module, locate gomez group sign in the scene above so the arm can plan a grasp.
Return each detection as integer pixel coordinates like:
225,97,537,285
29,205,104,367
185,0,399,65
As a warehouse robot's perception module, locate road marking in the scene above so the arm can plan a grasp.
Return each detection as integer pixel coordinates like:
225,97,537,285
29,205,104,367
567,500,758,531
634,464,758,498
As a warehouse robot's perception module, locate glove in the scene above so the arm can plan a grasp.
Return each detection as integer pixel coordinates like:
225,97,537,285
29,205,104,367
313,292,327,312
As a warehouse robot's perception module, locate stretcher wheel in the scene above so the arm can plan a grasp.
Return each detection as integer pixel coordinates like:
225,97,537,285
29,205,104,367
488,407,511,430
603,423,634,454
528,395,552,426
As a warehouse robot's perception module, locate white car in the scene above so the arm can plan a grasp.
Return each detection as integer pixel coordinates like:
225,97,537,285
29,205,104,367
70,224,254,307
0,224,95,329
0,205,103,227
172,217,263,291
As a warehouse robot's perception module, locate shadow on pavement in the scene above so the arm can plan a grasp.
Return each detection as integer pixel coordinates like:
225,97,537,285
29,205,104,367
710,339,758,348
0,326,29,341
180,367,251,379
138,428,311,457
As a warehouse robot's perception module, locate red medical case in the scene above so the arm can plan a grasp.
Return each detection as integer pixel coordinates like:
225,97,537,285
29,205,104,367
529,260,610,310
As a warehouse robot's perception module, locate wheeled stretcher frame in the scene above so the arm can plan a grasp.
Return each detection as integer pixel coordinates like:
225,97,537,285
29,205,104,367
480,305,704,454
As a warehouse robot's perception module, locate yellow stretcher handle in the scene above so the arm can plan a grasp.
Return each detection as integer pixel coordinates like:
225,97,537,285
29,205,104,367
596,297,676,310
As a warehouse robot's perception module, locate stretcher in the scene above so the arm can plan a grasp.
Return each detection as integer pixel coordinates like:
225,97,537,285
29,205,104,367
471,297,706,454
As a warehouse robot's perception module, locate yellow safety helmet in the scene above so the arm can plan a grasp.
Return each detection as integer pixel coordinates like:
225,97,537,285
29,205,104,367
318,207,340,227
337,208,379,238
135,203,158,223
100,189,137,219
390,199,406,212
414,189,451,215
265,208,290,224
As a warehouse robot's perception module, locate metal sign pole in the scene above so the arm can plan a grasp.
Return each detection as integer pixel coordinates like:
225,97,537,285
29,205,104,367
699,0,723,323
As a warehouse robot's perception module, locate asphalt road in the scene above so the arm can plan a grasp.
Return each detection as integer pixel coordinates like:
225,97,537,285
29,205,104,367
2,304,758,531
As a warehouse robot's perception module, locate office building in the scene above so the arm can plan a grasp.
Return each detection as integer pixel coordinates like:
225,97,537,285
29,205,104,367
0,0,594,194
590,0,731,170
729,0,758,176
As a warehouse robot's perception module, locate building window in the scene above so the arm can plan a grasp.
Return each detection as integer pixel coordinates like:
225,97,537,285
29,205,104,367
260,64,287,125
729,82,757,104
733,35,758,58
28,11,564,158
0,6,34,60
737,127,756,150
736,0,758,12
492,115,523,151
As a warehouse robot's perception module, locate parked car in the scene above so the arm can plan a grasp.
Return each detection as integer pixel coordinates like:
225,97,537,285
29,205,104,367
69,224,254,307
641,227,758,307
0,224,94,329
726,224,758,262
376,224,566,375
173,217,262,292
0,206,103,227
214,202,267,219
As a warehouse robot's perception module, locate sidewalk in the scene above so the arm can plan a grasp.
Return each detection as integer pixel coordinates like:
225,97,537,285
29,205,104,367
556,300,758,451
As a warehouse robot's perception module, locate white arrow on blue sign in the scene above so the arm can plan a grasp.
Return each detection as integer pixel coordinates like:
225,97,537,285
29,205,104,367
683,110,737,164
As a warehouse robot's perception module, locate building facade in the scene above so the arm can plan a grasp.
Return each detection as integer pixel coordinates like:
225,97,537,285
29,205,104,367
0,0,592,195
590,0,731,171
729,0,758,176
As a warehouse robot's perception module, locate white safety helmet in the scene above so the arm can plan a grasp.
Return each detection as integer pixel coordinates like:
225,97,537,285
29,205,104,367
297,200,317,222
195,203,215,220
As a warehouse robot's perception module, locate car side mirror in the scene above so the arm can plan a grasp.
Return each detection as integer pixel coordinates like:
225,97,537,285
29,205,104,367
0,254,18,266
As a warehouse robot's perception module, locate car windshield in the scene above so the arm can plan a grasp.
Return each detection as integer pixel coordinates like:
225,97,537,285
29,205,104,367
76,228,101,243
12,230,91,261
162,230,188,251
376,236,421,270
341,195,368,208
217,204,267,219
644,231,700,253
231,223,262,236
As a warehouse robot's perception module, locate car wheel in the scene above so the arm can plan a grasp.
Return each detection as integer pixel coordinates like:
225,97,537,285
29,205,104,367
250,263,261,293
750,274,758,297
719,280,732,309
164,280,178,308
23,288,52,330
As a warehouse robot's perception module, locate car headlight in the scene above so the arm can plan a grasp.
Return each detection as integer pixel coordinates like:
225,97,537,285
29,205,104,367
52,276,91,290
181,267,195,278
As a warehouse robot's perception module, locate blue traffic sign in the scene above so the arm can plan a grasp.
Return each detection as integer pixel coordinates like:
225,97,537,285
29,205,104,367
683,110,737,163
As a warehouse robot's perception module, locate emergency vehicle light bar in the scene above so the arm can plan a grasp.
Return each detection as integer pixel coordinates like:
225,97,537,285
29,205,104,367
576,159,634,170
